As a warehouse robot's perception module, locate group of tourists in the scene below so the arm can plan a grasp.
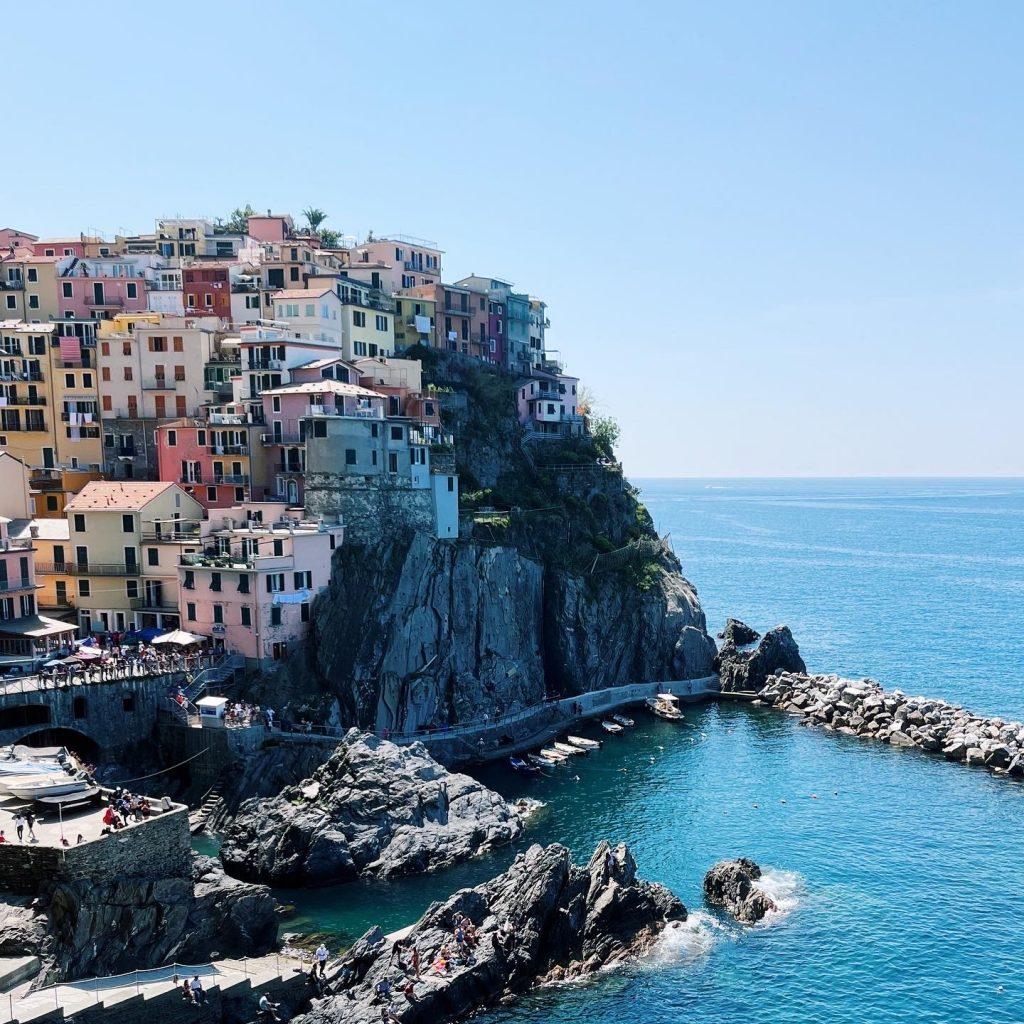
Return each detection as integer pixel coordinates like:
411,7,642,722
100,787,169,835
35,645,212,687
223,701,275,729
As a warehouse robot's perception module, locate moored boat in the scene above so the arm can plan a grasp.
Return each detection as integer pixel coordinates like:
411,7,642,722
0,760,65,778
509,757,541,777
601,720,624,734
527,753,559,768
567,735,601,750
540,747,569,761
7,775,92,801
553,741,586,756
644,693,684,721
612,713,635,727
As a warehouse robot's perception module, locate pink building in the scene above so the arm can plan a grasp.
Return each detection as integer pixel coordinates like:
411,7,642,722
517,371,585,439
246,214,294,244
178,502,344,666
57,258,148,320
154,419,254,510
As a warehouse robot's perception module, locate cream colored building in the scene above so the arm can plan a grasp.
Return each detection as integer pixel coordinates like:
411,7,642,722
63,480,204,635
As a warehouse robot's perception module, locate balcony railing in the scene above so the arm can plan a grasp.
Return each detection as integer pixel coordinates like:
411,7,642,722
85,296,126,308
0,371,43,382
0,279,25,290
208,444,247,455
142,378,177,390
35,561,141,576
246,359,284,371
261,432,305,445
0,394,46,406
213,474,249,485
278,462,305,474
141,527,202,542
0,578,34,594
0,421,48,433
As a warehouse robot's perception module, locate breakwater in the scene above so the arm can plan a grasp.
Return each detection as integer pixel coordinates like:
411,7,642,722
757,672,1024,777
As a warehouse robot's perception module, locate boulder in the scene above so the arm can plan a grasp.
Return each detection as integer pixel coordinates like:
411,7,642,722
717,626,807,693
296,842,685,1024
703,858,777,924
220,729,529,886
717,618,760,646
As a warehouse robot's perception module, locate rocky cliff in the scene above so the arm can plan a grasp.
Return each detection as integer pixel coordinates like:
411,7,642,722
258,353,716,732
219,730,530,886
296,841,686,1024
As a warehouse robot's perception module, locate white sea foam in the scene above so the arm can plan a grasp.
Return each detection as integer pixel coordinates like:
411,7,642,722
652,910,727,962
753,866,802,921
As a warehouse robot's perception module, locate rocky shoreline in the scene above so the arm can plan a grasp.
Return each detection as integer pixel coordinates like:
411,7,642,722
756,671,1024,777
220,729,532,886
295,841,686,1024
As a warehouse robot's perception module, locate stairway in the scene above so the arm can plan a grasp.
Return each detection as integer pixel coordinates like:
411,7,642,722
189,779,227,835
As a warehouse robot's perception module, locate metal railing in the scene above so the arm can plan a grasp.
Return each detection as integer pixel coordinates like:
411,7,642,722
35,561,141,576
0,394,46,406
213,474,249,485
85,295,126,308
0,578,34,594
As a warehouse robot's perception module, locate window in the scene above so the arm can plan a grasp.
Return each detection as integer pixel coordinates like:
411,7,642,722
4,296,14,310
101,366,111,382
174,365,185,381
183,570,195,590
83,372,92,388
213,604,224,624
173,336,183,352
353,311,366,328
147,547,159,567
73,514,86,532
241,605,251,627
329,533,338,550
270,606,282,626
301,602,310,623
197,430,206,445
167,429,177,446
375,315,388,331
210,572,222,592
62,282,73,298
186,602,196,621
123,366,133,381
204,293,213,307
345,448,356,466
235,487,245,502
353,341,367,356
126,283,137,299
175,396,186,417
126,579,139,599
78,580,91,597
265,573,284,593
273,539,283,556
293,570,312,589
149,336,167,352
238,575,250,594
64,373,74,388
390,426,403,441
121,514,134,533
27,268,37,283
28,295,39,309
447,476,455,492
122,695,136,713
388,453,399,473
45,495,58,512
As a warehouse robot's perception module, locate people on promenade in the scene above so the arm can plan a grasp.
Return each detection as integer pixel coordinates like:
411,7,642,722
13,813,24,842
189,975,205,1005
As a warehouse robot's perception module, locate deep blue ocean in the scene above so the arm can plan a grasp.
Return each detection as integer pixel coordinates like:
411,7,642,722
277,479,1024,1024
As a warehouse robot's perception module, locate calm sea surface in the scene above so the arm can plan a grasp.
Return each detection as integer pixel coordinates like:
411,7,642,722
273,479,1024,1024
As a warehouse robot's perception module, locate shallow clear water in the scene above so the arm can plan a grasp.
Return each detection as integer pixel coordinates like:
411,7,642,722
272,479,1024,1024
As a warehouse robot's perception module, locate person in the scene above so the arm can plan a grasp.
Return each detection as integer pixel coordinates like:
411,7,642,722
60,836,70,847
76,834,85,844
315,942,329,977
401,979,417,1002
13,813,24,843
258,993,282,1021
380,1003,401,1023
373,978,392,1002
189,975,205,1005
410,944,420,980
24,811,36,842
0,831,6,844
181,979,194,1004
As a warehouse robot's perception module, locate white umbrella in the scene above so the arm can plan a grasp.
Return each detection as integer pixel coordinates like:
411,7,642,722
151,629,205,647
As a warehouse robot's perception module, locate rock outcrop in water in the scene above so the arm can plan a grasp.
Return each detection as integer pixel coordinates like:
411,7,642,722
716,625,806,693
758,672,1024,777
717,618,760,645
703,858,777,923
220,729,529,886
249,352,716,732
296,841,686,1024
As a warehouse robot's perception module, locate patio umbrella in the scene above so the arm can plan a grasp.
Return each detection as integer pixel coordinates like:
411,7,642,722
72,647,103,662
151,629,205,647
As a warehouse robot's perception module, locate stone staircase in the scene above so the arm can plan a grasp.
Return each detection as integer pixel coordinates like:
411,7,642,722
3,954,305,1024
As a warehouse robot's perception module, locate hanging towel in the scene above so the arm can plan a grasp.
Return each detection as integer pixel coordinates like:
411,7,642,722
414,315,431,334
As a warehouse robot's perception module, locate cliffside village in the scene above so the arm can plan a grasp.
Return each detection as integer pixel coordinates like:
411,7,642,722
0,213,586,673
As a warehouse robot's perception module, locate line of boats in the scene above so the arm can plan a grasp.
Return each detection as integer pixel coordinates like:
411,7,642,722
509,693,685,775
0,746,97,804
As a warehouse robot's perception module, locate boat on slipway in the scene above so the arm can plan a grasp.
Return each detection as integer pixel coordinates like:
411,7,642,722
6,774,93,802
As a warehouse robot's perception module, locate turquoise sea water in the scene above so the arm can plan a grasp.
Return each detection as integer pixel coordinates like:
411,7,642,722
276,479,1024,1024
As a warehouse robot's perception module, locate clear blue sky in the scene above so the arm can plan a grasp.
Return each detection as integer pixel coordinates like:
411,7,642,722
6,1,1022,476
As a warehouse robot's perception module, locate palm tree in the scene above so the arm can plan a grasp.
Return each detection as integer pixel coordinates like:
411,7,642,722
302,207,328,234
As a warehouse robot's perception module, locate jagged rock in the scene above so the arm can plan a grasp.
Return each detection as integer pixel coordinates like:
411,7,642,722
296,841,685,1024
220,730,528,886
717,626,806,693
703,858,777,924
717,618,760,645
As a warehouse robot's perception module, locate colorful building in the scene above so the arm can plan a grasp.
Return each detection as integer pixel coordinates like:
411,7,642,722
154,418,256,509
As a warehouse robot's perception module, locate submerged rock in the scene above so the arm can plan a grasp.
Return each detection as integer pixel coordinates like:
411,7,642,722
717,618,760,645
703,858,777,923
716,625,806,693
296,841,685,1024
220,729,528,886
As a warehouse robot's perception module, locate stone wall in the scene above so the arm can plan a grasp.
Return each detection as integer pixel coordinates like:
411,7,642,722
0,805,190,895
303,473,435,545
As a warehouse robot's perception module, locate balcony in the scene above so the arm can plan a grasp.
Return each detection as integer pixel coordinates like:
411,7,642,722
208,444,248,455
0,394,46,406
278,461,305,474
142,526,203,542
85,296,126,309
0,421,48,433
182,552,255,570
213,474,249,486
36,562,141,576
246,359,284,371
231,282,259,293
0,578,34,595
137,598,179,613
0,370,43,383
142,378,177,391
261,432,305,446
0,279,25,290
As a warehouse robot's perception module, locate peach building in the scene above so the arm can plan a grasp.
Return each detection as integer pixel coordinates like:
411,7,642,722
177,502,344,666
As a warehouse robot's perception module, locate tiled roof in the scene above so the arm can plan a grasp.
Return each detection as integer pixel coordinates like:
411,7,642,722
261,380,382,399
65,481,177,512
270,288,335,300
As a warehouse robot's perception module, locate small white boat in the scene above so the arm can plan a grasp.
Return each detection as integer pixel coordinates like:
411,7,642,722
0,761,65,777
528,753,560,768
601,720,624,734
644,694,684,721
612,714,635,727
540,747,569,761
553,741,586,756
567,735,601,750
6,775,91,801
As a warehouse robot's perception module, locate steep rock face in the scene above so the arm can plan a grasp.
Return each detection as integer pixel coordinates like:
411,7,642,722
220,730,527,886
0,854,277,983
297,841,686,1024
718,618,760,645
716,625,806,693
250,353,717,731
703,858,777,923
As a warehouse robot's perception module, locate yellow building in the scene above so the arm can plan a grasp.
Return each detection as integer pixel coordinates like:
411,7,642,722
0,321,55,468
30,467,103,519
392,295,436,353
63,480,204,635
